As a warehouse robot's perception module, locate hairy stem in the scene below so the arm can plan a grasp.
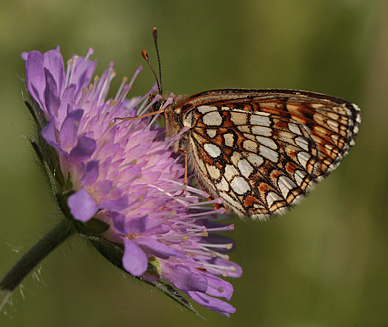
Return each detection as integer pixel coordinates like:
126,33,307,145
0,219,75,312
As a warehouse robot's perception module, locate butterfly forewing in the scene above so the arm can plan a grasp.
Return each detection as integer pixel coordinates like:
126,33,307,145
165,89,360,220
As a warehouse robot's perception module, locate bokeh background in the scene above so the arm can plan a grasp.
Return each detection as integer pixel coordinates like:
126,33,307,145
0,0,386,326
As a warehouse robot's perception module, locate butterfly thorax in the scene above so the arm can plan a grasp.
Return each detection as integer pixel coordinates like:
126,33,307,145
162,95,193,152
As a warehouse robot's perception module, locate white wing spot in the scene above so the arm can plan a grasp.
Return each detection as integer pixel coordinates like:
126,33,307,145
223,133,235,147
294,136,309,151
327,112,340,120
266,192,283,208
294,170,306,186
331,134,339,144
207,165,221,180
297,151,311,169
206,129,217,138
237,125,250,133
248,153,264,167
204,143,222,158
230,112,248,125
325,143,335,152
243,140,258,152
203,111,223,126
250,114,271,126
216,177,229,191
225,164,239,181
231,176,251,195
256,136,278,150
197,105,216,114
182,111,194,128
327,119,339,131
313,113,325,125
231,151,242,166
238,159,254,177
252,126,272,137
260,146,279,162
278,175,297,199
310,103,325,109
243,133,256,141
288,123,302,135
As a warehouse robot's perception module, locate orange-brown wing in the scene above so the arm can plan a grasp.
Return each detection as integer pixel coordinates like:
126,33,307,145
177,89,360,220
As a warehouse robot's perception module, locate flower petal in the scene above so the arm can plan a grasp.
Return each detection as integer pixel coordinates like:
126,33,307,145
43,47,64,95
25,50,45,110
43,68,60,118
81,160,99,186
163,264,208,292
68,188,98,222
136,237,186,259
202,273,234,300
125,215,147,234
69,135,96,161
23,47,242,315
57,85,76,125
123,239,148,276
41,119,66,155
204,257,243,278
72,55,97,96
186,291,236,317
59,109,84,151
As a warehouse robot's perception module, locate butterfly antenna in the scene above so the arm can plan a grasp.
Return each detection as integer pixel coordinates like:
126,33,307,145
152,27,163,95
142,50,161,95
141,27,163,95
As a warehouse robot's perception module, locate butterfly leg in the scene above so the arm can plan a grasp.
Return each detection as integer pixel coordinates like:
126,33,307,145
194,178,230,213
174,149,188,197
175,149,228,213
209,198,229,212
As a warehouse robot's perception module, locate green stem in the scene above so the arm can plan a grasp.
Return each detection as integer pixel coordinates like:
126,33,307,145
0,219,75,312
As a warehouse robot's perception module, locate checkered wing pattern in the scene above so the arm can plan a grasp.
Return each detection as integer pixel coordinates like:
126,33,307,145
167,89,360,220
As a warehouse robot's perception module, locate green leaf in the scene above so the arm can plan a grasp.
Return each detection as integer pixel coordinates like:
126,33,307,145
144,279,199,315
88,236,199,315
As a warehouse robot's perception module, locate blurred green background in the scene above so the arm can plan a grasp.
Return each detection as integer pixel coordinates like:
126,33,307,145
0,0,386,326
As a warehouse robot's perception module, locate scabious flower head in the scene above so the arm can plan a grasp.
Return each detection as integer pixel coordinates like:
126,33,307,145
22,47,242,316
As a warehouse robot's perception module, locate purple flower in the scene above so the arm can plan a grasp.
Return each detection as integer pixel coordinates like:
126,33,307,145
23,47,242,316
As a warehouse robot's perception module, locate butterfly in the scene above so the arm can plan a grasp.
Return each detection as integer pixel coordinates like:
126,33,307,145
126,28,361,220
161,88,360,220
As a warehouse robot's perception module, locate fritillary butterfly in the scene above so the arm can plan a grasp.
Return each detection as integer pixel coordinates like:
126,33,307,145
130,28,361,220
162,88,360,220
